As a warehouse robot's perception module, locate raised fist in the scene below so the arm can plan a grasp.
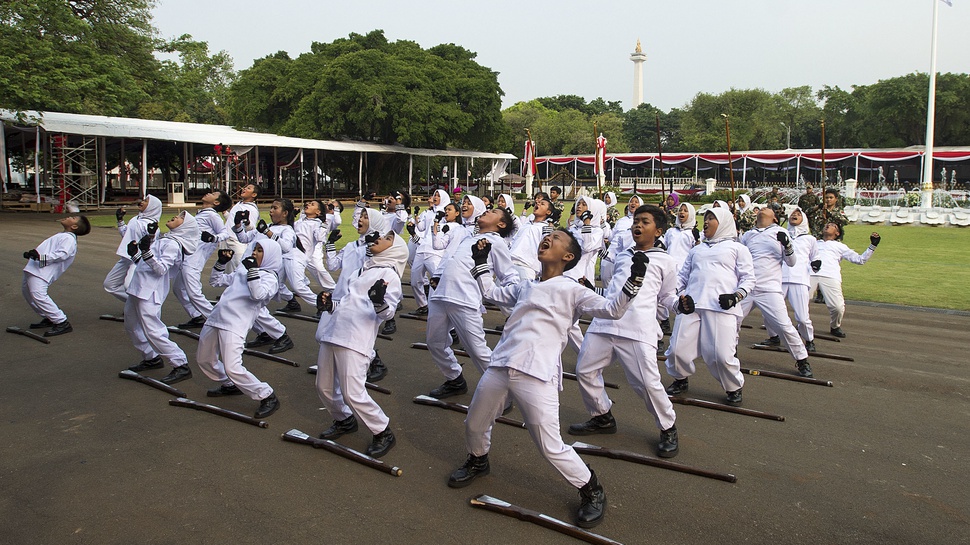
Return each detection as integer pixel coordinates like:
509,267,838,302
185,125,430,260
471,238,491,266
429,277,440,290
316,291,333,313
200,231,215,243
413,206,420,216
441,225,450,234
146,222,158,235
870,233,881,247
435,211,446,222
240,210,251,226
406,223,416,237
630,252,649,285
524,201,533,210
580,210,592,223
578,277,596,291
776,231,790,246
217,249,234,265
678,295,696,315
115,208,125,222
368,280,387,306
241,256,258,270
810,259,822,273
364,231,380,246
126,241,139,258
256,219,268,234
718,292,740,310
233,210,246,226
138,234,153,253
328,230,342,244
24,249,40,260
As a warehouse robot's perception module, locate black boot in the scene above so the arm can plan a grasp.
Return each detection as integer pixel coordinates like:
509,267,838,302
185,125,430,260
657,425,679,458
380,319,397,335
279,297,301,313
796,359,814,378
254,393,280,419
128,356,164,372
245,332,273,348
177,315,206,329
449,329,459,345
429,374,467,399
29,317,54,329
268,334,294,354
762,335,781,346
805,340,817,353
659,318,672,336
448,453,490,488
366,427,396,458
44,321,73,337
577,468,607,528
726,388,743,405
207,384,242,397
413,305,429,316
160,365,192,385
568,411,617,436
367,352,388,382
830,327,846,339
320,415,359,440
665,378,689,395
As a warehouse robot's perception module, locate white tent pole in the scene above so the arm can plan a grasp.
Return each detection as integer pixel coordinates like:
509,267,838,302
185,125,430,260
100,137,107,204
358,152,363,196
300,148,305,204
141,139,148,197
34,127,41,203
921,0,942,208
408,155,413,196
313,149,319,197
0,121,6,195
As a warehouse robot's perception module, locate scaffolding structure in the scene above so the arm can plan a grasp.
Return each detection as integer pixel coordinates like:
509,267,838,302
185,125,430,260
49,134,99,211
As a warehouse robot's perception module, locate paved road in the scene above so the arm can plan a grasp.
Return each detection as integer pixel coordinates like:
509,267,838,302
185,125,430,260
1,212,968,544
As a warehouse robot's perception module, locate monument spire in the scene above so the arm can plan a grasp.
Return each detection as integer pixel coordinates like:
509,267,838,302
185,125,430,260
630,39,647,108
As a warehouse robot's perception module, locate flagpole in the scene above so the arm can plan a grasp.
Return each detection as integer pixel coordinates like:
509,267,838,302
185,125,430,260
655,113,666,205
921,0,942,208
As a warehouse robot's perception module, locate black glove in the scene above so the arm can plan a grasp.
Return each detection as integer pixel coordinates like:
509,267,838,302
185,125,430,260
579,277,596,291
549,208,562,224
569,203,575,216
630,252,648,285
256,219,268,234
413,206,420,216
471,238,491,267
328,202,336,212
406,223,416,237
200,231,215,243
692,227,700,243
138,234,153,253
524,201,533,210
316,291,333,313
328,230,342,244
217,249,234,265
115,208,125,222
146,222,158,235
429,277,440,290
776,231,790,246
485,203,493,210
580,210,592,222
870,233,881,247
364,231,380,246
233,210,245,226
810,259,822,273
441,225,450,234
678,295,696,314
24,249,40,260
505,207,513,216
718,292,740,310
241,256,258,270
126,241,139,258
240,210,251,226
435,211,446,222
368,280,387,306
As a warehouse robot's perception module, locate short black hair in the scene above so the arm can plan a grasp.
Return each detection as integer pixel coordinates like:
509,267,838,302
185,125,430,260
550,186,562,195
213,190,233,213
393,190,411,209
824,187,840,197
560,228,582,272
634,204,668,232
274,198,295,226
827,221,845,240
496,207,515,238
247,183,261,198
533,191,550,202
76,215,91,236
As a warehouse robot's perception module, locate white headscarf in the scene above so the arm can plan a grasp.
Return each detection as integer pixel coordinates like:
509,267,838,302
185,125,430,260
498,193,515,215
787,206,810,237
365,233,409,278
605,192,617,208
585,197,608,227
433,189,451,213
704,207,737,244
463,195,485,227
676,203,697,230
714,199,730,210
249,238,283,274
362,208,387,236
737,194,751,212
163,211,200,256
138,195,163,222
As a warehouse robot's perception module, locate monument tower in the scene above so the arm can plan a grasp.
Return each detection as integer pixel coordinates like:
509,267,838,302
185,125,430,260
630,39,647,108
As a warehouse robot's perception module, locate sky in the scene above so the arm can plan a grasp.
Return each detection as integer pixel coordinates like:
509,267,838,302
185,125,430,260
151,0,970,112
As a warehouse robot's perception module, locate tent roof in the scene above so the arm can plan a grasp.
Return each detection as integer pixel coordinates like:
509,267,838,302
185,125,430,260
536,146,970,165
0,109,516,161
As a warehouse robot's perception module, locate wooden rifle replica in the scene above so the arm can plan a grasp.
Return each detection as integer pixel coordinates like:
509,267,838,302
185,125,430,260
281,428,402,477
169,397,268,428
469,494,623,545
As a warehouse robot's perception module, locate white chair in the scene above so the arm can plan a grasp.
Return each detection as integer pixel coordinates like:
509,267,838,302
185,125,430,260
890,206,915,224
948,209,970,227
861,206,888,224
920,209,946,225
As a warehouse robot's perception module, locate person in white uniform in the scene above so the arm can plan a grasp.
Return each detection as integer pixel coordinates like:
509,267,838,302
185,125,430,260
810,223,881,338
174,190,232,329
314,231,408,458
765,206,820,352
738,207,814,378
665,207,755,405
104,195,162,303
601,195,642,286
304,199,340,293
225,183,261,272
448,228,645,529
570,205,680,458
196,238,283,419
124,211,200,385
508,197,555,282
410,189,450,315
22,215,91,336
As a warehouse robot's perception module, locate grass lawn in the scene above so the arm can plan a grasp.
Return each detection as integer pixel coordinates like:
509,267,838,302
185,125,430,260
89,210,970,312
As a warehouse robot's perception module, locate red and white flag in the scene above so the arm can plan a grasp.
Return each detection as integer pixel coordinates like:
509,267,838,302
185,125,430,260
595,133,608,176
523,139,537,178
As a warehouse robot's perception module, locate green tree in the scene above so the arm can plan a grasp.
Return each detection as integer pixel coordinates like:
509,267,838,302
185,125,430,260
623,103,683,152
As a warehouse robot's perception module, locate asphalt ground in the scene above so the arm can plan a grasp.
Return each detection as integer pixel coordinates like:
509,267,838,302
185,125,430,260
1,212,968,545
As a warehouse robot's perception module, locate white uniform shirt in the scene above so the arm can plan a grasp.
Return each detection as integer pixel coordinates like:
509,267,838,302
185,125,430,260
186,208,229,269
23,232,77,283
588,248,678,343
416,210,444,256
127,238,183,304
664,227,695,272
294,217,326,258
740,225,796,293
782,234,819,286
315,266,402,356
207,266,280,337
225,201,259,242
478,275,634,384
432,221,466,253
509,221,550,275
328,241,368,300
431,231,519,309
811,240,875,282
678,240,756,316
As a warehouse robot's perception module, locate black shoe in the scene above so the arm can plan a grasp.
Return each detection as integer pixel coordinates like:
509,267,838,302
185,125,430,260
665,378,689,396
268,334,294,354
659,318,672,336
245,332,273,348
319,415,359,440
307,365,318,375
29,317,54,329
160,365,192,384
380,319,397,335
762,335,781,346
429,374,468,399
128,356,164,372
657,339,665,354
413,305,429,316
448,453,490,488
814,292,825,304
657,425,679,458
449,329,459,345
796,359,814,378
366,428,396,458
177,315,206,329
207,384,242,397
726,388,743,405
577,468,606,528
830,327,846,338
805,340,817,353
254,393,280,419
396,301,403,311
44,321,73,337
367,353,388,382
493,323,505,332
279,298,301,313
568,411,617,436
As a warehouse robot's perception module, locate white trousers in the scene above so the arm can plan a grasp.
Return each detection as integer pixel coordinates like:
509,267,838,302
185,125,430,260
226,238,248,274
577,332,675,431
665,309,744,392
810,276,845,329
22,272,66,324
466,367,591,488
173,264,213,320
766,283,815,342
281,255,317,306
316,343,389,434
252,307,286,339
427,299,490,380
123,296,188,366
103,257,134,302
739,290,808,360
196,326,273,400
308,243,336,291
410,253,439,309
